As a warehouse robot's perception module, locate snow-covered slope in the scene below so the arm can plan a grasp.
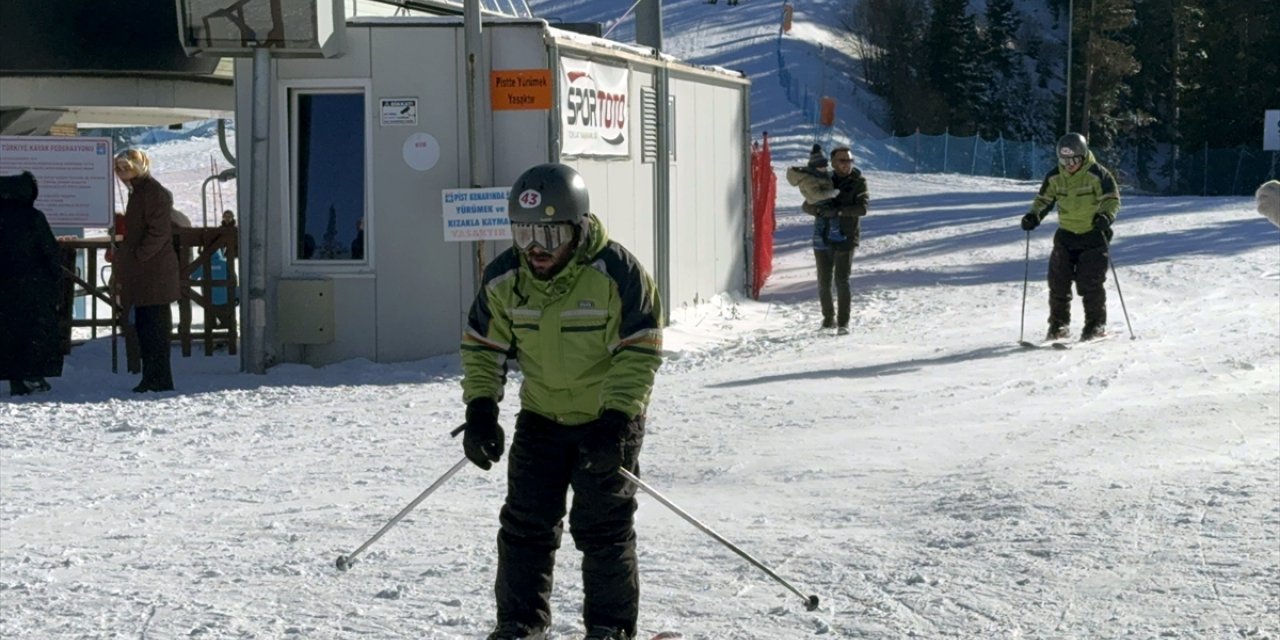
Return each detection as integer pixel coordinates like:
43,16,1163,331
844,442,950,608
3,1,1278,637
529,0,889,165
3,157,1277,637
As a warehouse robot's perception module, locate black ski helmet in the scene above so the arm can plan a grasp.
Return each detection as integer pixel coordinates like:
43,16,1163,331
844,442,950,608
507,163,590,224
1056,133,1088,160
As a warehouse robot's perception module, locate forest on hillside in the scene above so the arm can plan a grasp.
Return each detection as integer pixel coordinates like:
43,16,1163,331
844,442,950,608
844,0,1279,191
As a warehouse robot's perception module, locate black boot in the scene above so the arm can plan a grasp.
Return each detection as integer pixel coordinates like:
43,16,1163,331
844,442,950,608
1081,321,1108,341
1045,322,1070,341
9,379,31,396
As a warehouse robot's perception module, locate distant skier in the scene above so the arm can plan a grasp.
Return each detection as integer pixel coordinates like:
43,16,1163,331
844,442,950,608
1256,180,1279,228
459,163,664,640
1021,132,1121,342
795,145,869,334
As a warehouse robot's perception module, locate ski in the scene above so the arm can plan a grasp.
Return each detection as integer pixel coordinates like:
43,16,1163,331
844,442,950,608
1053,334,1112,350
650,633,683,640
1020,339,1069,349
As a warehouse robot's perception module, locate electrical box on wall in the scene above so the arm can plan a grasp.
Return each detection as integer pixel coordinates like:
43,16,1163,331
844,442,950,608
276,278,334,344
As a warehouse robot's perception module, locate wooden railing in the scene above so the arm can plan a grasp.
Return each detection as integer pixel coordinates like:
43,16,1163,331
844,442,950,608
56,236,120,356
57,226,239,365
174,226,238,356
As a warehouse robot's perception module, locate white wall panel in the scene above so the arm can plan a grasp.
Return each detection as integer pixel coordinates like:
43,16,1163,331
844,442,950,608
370,25,464,362
666,74,748,309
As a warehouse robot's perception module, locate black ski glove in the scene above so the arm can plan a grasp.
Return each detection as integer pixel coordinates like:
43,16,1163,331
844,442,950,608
579,409,643,475
1092,213,1112,232
463,398,504,470
1020,213,1040,231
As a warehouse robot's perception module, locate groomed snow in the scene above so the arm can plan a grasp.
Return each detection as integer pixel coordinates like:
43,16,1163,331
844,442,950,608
3,163,1277,638
4,0,1278,636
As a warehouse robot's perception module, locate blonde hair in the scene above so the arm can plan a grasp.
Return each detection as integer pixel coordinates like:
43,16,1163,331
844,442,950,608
114,148,151,177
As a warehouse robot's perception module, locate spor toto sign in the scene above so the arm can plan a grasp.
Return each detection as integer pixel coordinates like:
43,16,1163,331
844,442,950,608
559,58,629,157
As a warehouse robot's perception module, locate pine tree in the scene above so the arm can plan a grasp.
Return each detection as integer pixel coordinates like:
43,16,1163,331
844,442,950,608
924,0,982,134
977,0,1040,139
1126,0,1199,190
1180,0,1280,151
847,0,934,134
1072,0,1139,147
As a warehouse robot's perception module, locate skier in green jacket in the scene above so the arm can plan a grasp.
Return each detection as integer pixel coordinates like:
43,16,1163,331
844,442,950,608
460,163,663,640
1021,133,1121,342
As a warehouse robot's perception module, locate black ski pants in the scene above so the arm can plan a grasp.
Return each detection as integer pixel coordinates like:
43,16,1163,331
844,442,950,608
495,410,642,635
1047,228,1109,328
133,304,174,391
814,248,855,327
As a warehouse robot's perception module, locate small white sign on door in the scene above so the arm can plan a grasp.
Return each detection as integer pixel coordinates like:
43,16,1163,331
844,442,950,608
381,98,418,126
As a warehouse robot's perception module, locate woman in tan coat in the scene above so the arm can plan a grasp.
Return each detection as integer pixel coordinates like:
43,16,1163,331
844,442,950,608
114,149,179,392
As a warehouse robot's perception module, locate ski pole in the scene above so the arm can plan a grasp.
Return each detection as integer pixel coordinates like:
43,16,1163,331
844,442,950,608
618,468,820,612
336,424,467,572
1018,230,1033,346
1100,232,1136,339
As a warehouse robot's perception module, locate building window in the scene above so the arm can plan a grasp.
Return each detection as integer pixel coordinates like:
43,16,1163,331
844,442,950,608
291,90,365,261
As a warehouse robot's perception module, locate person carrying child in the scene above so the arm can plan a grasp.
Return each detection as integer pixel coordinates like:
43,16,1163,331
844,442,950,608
787,144,869,334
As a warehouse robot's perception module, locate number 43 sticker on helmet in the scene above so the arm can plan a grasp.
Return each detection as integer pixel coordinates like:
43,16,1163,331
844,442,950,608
519,189,541,208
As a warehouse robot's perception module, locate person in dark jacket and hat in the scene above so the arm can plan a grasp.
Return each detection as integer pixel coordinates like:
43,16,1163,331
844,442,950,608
114,149,180,393
800,145,870,334
0,171,63,396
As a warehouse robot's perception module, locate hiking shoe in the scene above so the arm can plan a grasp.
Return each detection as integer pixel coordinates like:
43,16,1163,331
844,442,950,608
1045,323,1070,341
583,627,633,640
1081,322,1108,341
821,317,835,329
836,326,849,336
486,624,546,640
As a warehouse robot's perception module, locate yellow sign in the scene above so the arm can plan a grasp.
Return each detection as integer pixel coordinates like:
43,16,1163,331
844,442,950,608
491,69,552,111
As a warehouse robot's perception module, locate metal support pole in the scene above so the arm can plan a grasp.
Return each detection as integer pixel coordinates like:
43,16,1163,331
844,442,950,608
654,65,671,326
636,0,663,51
464,0,490,286
618,468,820,611
1064,0,1074,136
245,47,270,374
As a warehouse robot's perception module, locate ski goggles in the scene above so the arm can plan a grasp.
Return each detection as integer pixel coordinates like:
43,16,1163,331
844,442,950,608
511,221,575,252
1058,151,1084,169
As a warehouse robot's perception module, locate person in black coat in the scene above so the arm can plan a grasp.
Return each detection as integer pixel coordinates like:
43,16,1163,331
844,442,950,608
0,172,63,396
800,146,870,334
